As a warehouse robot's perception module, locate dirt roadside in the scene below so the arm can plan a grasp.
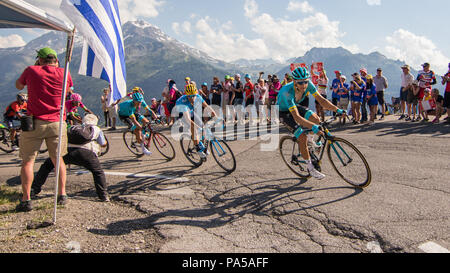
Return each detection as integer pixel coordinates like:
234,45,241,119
0,176,165,253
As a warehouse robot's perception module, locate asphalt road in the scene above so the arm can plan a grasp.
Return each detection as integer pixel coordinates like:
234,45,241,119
1,115,449,253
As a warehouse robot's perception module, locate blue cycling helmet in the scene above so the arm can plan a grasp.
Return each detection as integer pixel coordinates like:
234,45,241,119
244,74,251,79
292,67,310,80
132,92,144,102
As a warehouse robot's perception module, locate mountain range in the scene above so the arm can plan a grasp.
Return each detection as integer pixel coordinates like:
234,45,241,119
0,20,425,118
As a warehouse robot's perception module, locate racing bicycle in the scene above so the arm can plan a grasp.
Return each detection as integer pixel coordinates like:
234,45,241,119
123,121,175,160
0,123,48,154
179,119,236,173
279,114,372,188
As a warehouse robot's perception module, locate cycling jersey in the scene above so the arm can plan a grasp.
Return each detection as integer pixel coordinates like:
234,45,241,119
65,100,88,115
417,70,436,88
174,94,205,114
4,101,27,118
277,81,318,112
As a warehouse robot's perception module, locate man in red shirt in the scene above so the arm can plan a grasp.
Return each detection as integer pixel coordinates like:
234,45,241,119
3,93,27,150
15,47,72,212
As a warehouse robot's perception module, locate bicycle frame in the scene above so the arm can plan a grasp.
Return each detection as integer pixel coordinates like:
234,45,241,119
293,117,352,166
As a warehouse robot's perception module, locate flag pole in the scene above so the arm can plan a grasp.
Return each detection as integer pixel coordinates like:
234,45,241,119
53,28,75,224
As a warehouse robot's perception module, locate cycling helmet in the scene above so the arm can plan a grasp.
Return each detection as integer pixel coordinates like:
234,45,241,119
132,92,144,102
292,67,310,80
132,86,144,94
244,74,251,79
17,93,27,102
71,93,82,102
185,84,198,96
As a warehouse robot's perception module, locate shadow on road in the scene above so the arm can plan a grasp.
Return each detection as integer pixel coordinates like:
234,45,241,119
87,177,363,236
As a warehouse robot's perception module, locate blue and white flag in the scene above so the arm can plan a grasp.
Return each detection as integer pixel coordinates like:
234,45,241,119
60,0,126,105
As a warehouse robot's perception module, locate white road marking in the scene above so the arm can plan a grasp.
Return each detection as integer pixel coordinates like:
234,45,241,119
75,170,189,182
367,241,383,253
418,242,450,253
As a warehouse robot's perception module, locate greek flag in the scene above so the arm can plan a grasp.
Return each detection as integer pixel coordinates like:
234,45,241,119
60,0,126,105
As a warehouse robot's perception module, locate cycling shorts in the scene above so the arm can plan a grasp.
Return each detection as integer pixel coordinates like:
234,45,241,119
119,113,144,131
279,106,314,133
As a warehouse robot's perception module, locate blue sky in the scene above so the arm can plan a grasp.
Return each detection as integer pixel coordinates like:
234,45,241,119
1,0,449,74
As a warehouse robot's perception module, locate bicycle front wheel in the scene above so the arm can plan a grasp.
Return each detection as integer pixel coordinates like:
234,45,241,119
123,131,143,156
179,134,203,167
327,137,371,188
210,139,236,173
0,128,14,153
152,132,175,160
279,135,310,178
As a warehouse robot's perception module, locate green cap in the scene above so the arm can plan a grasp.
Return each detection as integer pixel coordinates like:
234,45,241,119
36,47,57,59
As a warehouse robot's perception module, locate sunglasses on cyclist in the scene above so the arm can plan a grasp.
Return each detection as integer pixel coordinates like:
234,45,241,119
294,80,309,86
187,95,197,98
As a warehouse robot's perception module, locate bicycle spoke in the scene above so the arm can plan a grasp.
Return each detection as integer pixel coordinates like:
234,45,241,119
279,136,310,178
327,137,371,188
210,139,236,173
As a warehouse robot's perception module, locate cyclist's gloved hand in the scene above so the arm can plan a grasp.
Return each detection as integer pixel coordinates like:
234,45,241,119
311,125,322,134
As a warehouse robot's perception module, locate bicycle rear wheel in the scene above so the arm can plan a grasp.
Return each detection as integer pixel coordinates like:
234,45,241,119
123,131,143,156
152,132,175,160
179,134,203,167
210,139,236,173
279,135,310,178
0,128,14,153
327,137,371,188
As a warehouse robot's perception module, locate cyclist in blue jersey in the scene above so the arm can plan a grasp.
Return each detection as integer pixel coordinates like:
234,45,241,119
118,91,157,156
174,84,218,158
277,67,346,179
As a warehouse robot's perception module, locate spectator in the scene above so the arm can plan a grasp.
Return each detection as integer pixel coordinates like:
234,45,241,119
315,69,328,122
31,114,110,202
441,63,450,123
268,75,281,123
359,68,369,122
15,47,72,212
337,75,350,124
222,75,233,122
350,73,365,124
210,76,223,108
373,68,388,120
3,93,27,150
281,73,290,86
101,88,110,128
232,74,245,125
417,62,437,121
331,71,342,117
431,89,445,123
184,77,191,89
161,79,173,126
254,78,268,123
409,80,421,122
103,85,119,130
199,82,210,105
244,74,255,123
400,65,414,120
365,75,378,125
420,88,433,121
167,79,178,126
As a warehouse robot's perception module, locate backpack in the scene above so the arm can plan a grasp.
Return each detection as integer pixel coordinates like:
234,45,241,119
175,90,183,100
68,124,95,145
